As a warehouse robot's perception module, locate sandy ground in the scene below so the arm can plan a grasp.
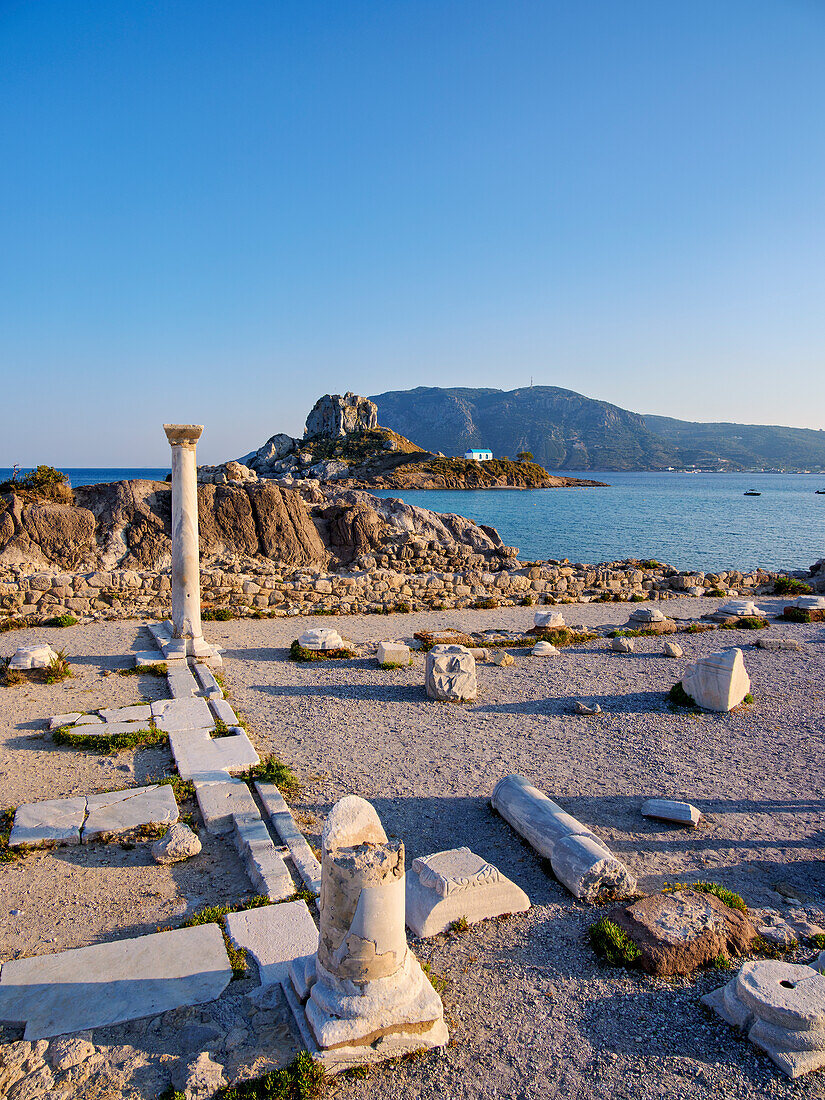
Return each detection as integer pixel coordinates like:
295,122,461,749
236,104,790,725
1,596,824,1099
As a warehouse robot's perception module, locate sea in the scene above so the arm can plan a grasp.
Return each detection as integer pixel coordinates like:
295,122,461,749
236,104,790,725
3,468,823,573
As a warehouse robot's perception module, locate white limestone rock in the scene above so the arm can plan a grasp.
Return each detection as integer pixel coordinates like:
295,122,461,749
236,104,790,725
9,645,58,671
611,636,635,653
715,599,765,619
531,641,559,657
756,638,802,651
795,596,825,610
377,641,410,667
425,645,477,702
534,610,565,629
406,847,530,937
641,798,702,826
299,628,345,651
152,823,202,864
48,713,82,731
681,648,751,712
574,701,602,715
629,607,665,623
171,1051,227,1100
491,650,514,666
663,641,683,658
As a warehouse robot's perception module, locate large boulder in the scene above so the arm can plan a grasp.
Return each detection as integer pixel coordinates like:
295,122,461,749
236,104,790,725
305,392,378,439
608,888,758,976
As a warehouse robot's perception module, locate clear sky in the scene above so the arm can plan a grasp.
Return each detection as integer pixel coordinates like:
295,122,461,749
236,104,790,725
2,0,824,465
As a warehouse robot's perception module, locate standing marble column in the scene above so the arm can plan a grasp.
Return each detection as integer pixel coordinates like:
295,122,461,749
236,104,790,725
163,424,208,656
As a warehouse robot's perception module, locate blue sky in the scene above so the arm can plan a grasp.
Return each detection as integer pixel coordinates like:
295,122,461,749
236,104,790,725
2,0,824,464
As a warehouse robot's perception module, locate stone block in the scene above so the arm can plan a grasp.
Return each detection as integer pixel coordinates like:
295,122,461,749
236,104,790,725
629,607,665,623
425,645,477,702
99,705,151,724
406,847,530,937
169,728,259,781
73,714,103,725
612,636,635,653
531,640,559,656
298,628,344,651
82,784,179,841
377,642,411,666
193,662,222,695
135,651,165,667
193,779,259,834
64,720,153,740
256,782,322,896
0,924,232,1039
152,697,215,733
534,610,565,629
9,645,58,670
152,822,202,864
663,641,683,658
225,900,318,985
48,713,82,731
166,665,200,699
756,638,802,651
641,799,702,826
682,648,751,712
209,697,238,726
9,798,87,849
491,650,514,666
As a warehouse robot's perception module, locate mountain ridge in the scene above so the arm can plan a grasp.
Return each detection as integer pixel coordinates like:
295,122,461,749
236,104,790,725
369,386,825,472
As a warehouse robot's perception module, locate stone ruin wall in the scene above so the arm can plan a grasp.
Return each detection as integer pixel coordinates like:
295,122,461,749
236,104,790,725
0,560,780,624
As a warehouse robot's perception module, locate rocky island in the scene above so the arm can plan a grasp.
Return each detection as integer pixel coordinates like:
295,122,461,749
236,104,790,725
203,392,607,491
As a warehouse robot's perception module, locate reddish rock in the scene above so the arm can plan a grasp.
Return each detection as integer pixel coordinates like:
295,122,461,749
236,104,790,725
608,889,758,976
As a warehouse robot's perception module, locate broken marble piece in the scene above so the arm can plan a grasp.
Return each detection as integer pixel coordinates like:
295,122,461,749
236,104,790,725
73,714,103,725
193,778,258,834
574,701,602,715
298,628,345,651
152,822,202,864
663,641,683,658
99,705,152,724
48,712,82,731
641,798,702,826
225,900,318,985
534,610,565,629
491,650,514,666
425,645,477,702
283,795,448,1072
170,1050,227,1100
609,889,757,976
8,644,58,670
406,847,529,937
82,784,179,841
9,797,87,849
795,595,825,610
377,641,410,666
611,636,634,653
755,638,802,651
531,640,559,656
703,960,825,1077
0,923,232,1039
151,696,215,733
168,727,259,781
491,775,636,902
629,607,665,623
714,599,765,619
682,648,751,712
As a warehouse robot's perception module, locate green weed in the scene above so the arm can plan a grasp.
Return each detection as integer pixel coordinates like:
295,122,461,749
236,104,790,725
41,614,78,628
241,756,301,799
589,917,641,967
668,681,700,709
53,723,167,753
118,663,167,677
216,1051,325,1100
289,640,355,662
773,577,813,596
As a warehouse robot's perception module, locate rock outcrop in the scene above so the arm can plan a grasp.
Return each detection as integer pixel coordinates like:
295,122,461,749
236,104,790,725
305,392,378,439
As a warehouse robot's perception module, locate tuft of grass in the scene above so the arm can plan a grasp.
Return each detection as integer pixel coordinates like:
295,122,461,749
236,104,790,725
708,953,733,970
118,662,167,677
53,723,168,753
706,588,726,598
664,880,748,913
808,933,825,949
520,595,536,606
743,692,754,704
44,648,72,684
216,1051,325,1100
202,607,235,621
241,756,301,799
630,593,646,602
449,915,470,934
639,560,661,570
720,616,768,631
472,598,499,610
180,896,273,979
289,640,355,662
668,681,700,709
394,601,412,613
0,806,20,863
682,623,716,634
158,775,196,802
773,577,812,596
0,658,25,687
379,660,411,670
589,917,641,968
41,614,78,628
421,960,448,995
783,607,812,623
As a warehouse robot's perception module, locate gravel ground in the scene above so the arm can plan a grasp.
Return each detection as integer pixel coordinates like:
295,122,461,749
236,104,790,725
1,596,824,1099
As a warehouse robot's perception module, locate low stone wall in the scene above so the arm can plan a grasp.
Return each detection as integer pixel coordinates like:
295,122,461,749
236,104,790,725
0,560,779,624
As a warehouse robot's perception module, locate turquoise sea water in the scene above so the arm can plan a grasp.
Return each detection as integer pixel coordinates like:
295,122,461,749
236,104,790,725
3,468,823,572
375,472,825,573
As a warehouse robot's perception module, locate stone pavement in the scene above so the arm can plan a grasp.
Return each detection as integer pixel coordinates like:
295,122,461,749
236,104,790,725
0,924,232,1039
9,785,179,848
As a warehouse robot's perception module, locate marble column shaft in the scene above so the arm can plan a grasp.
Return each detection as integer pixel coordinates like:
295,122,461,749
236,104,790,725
163,424,204,650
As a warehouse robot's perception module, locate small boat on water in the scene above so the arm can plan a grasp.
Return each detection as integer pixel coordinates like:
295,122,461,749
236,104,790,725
817,490,825,495
744,489,762,496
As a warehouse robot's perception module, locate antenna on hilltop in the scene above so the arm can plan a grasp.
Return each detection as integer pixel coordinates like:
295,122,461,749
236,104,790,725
530,376,533,388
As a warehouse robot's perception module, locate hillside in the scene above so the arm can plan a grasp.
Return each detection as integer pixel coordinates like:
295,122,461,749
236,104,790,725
370,386,825,471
